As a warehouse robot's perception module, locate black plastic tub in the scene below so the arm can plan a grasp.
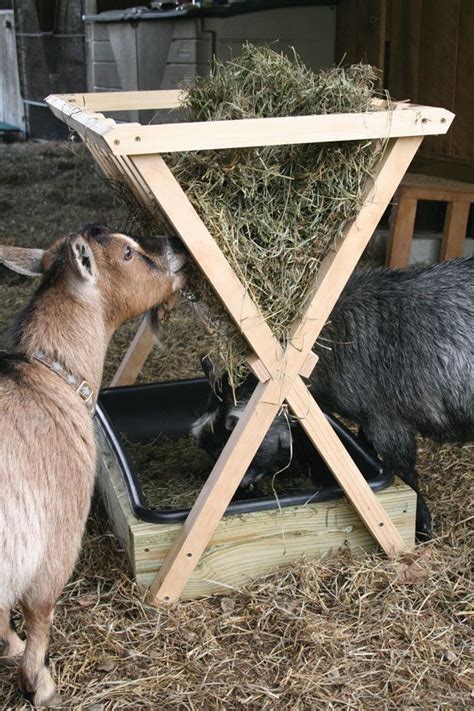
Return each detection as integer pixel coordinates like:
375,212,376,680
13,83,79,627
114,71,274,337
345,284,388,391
96,378,393,525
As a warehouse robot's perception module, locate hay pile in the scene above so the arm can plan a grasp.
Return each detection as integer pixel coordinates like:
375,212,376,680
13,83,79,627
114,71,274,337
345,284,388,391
125,46,383,385
1,440,471,709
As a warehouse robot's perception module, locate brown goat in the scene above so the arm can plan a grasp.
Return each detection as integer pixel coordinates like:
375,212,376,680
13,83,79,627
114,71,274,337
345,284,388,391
0,224,186,707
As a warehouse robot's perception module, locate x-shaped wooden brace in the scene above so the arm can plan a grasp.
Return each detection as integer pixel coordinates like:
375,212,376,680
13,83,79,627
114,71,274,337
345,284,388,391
43,89,454,603
101,134,422,603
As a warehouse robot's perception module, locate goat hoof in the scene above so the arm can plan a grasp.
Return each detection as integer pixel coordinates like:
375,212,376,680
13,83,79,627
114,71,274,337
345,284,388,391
38,692,62,708
25,690,62,709
22,667,61,708
416,525,432,543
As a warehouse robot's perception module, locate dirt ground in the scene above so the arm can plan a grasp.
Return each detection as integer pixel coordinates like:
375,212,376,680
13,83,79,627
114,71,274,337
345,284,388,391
0,142,472,709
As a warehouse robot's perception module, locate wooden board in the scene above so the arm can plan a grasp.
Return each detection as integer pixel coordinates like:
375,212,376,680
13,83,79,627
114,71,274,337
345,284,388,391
104,106,452,155
0,10,25,130
96,422,416,599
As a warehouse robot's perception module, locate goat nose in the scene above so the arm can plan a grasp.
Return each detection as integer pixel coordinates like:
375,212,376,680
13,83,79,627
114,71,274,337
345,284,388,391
168,235,186,254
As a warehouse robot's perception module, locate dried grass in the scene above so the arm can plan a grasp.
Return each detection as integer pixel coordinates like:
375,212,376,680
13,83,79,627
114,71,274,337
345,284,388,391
1,441,471,709
0,141,472,711
127,436,314,510
112,46,384,386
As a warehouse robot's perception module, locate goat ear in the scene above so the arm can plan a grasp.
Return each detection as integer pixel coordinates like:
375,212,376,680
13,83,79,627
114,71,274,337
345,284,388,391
0,246,44,277
201,355,216,385
69,236,96,282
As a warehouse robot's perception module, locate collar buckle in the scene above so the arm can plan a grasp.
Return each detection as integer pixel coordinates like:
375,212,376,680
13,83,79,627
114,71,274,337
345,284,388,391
76,380,94,405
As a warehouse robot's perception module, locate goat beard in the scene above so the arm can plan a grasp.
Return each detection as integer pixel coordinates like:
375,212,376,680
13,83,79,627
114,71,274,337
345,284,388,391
147,292,181,337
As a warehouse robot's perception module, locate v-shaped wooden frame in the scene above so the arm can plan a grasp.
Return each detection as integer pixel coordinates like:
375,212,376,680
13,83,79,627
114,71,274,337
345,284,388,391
46,91,454,602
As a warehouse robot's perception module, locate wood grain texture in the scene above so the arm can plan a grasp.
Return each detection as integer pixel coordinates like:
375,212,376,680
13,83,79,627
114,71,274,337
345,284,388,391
0,10,25,129
440,202,470,260
46,91,440,602
109,318,155,387
65,89,182,112
452,0,474,164
386,196,418,268
388,0,423,102
286,378,406,558
105,106,452,155
418,0,461,158
96,421,416,600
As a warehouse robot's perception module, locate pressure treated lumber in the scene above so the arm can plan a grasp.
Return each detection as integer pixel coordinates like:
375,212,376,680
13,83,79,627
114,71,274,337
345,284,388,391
96,423,417,600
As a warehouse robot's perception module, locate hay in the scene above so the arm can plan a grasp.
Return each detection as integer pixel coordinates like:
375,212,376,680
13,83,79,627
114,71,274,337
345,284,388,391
125,436,213,510
113,46,383,385
1,441,471,709
126,436,314,510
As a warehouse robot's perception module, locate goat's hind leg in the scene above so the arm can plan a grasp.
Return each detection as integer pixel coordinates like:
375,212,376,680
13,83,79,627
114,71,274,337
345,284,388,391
0,607,25,664
19,599,61,708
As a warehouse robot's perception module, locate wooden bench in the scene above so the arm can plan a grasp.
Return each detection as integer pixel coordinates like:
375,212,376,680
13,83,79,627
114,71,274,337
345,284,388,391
386,174,474,268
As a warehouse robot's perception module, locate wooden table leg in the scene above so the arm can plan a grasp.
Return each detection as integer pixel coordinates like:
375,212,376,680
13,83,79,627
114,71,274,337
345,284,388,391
440,201,470,260
386,195,418,268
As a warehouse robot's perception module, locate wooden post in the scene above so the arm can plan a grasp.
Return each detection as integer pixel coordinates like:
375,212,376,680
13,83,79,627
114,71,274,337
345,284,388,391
386,195,418,268
110,318,155,387
440,201,470,260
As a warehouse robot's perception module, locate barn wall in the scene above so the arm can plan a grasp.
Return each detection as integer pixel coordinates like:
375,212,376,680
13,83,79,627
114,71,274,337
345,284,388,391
335,0,474,182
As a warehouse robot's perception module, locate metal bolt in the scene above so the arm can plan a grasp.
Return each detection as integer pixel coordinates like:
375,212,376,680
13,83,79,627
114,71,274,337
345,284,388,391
135,136,141,142
113,139,120,145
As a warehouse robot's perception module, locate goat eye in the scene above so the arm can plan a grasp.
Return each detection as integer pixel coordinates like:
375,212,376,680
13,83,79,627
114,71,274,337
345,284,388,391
123,245,133,261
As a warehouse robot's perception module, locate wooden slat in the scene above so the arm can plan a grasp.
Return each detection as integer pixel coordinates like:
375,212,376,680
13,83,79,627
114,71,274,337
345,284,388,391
388,0,423,102
110,318,155,387
335,0,358,64
386,196,418,268
452,0,474,164
418,0,461,158
45,94,118,148
104,106,453,155
292,138,423,343
354,0,388,71
0,10,25,130
440,202,470,261
147,377,289,603
63,89,182,112
401,173,474,200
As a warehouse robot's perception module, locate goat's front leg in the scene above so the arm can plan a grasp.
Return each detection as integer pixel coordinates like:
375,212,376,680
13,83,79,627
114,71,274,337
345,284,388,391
0,607,25,664
19,601,60,708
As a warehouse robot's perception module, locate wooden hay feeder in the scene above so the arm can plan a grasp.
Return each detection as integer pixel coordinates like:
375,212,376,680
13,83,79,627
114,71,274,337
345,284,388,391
46,90,454,602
